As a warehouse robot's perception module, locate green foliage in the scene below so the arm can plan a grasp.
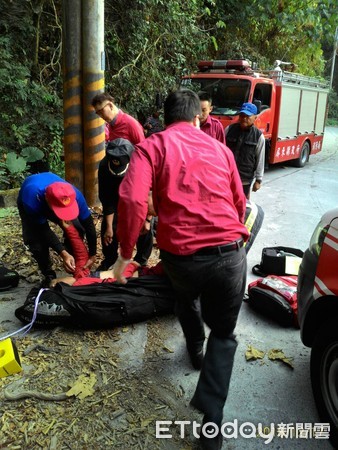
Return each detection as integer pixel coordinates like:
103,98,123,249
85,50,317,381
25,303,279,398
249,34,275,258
328,89,338,123
6,153,27,174
47,122,65,177
0,1,64,188
21,147,45,163
0,207,18,219
200,0,337,76
0,146,45,189
104,0,209,118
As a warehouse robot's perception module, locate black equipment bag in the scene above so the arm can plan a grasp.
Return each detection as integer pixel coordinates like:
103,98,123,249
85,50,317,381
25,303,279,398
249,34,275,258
15,276,175,329
0,264,19,291
252,246,304,277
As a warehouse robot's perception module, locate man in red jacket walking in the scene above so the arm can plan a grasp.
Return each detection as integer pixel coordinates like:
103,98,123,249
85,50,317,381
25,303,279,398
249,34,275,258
114,89,248,450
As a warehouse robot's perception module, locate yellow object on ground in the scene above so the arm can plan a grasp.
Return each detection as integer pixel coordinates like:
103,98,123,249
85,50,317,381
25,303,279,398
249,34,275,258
245,345,265,361
0,338,22,378
267,349,294,368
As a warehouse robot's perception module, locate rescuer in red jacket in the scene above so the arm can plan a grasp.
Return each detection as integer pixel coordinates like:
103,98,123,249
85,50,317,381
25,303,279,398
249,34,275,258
114,89,248,450
198,91,225,143
91,92,145,144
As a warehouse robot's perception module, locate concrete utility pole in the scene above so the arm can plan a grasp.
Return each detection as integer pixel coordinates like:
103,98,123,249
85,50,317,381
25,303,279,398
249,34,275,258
82,0,105,206
62,0,105,205
62,0,83,192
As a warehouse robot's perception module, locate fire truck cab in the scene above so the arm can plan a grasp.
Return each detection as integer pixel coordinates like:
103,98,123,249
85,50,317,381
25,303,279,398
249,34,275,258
298,208,338,447
181,59,329,167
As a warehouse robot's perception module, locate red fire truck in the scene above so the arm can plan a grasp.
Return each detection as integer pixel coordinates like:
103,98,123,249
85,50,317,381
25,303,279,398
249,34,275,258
181,59,329,167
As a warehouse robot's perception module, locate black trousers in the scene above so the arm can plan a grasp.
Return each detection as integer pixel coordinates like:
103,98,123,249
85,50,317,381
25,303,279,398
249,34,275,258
160,244,247,425
242,183,251,199
100,214,153,268
19,204,84,277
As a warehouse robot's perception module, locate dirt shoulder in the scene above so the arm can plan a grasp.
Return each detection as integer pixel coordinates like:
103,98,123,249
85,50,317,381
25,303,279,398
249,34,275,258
0,208,199,450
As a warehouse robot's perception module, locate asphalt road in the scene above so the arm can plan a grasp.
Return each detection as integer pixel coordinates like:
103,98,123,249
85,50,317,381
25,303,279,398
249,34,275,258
1,127,337,449
156,126,338,449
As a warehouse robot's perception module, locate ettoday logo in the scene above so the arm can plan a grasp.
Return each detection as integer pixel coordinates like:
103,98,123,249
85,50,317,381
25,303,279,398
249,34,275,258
155,420,330,443
156,419,275,444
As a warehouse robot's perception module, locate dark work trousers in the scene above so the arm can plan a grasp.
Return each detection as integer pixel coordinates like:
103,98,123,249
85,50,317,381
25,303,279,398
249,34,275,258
242,183,252,199
160,244,247,425
18,204,84,277
100,213,153,268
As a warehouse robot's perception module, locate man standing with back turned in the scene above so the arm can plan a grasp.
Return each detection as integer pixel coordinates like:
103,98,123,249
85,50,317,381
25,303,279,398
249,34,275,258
114,89,248,450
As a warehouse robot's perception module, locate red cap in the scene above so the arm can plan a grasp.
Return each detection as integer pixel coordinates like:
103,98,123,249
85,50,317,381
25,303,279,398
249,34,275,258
45,182,79,220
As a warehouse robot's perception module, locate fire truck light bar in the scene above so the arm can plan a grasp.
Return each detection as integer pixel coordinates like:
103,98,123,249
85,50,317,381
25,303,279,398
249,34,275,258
197,59,251,72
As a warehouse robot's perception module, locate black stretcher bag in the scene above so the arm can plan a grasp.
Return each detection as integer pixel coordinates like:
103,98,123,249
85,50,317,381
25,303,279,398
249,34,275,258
15,276,176,329
0,264,19,291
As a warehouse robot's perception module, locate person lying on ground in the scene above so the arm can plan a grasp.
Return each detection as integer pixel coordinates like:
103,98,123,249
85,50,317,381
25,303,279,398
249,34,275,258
50,221,163,287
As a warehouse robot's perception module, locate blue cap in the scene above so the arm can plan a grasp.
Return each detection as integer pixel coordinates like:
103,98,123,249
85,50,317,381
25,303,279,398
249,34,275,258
239,103,257,116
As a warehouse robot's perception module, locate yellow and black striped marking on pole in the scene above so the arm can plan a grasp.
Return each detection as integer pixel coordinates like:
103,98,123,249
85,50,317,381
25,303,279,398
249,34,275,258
63,70,84,193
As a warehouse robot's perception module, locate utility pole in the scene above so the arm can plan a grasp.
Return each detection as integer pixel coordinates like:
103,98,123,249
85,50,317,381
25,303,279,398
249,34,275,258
62,0,84,192
62,0,105,205
82,0,105,206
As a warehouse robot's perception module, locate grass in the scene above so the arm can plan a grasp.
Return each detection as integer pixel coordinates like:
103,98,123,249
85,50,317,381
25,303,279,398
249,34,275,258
0,206,18,218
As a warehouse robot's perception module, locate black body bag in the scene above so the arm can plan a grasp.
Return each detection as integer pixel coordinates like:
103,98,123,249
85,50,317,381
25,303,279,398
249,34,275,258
15,276,176,329
252,246,304,277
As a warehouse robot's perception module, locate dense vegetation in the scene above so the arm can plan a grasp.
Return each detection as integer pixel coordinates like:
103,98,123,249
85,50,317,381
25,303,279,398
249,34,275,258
0,0,337,187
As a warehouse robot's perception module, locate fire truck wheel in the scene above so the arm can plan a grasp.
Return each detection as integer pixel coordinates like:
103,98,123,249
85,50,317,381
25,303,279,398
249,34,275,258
310,317,338,448
293,141,310,168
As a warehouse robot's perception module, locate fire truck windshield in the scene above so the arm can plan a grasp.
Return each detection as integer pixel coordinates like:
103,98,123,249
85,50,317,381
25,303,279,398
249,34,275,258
181,78,251,116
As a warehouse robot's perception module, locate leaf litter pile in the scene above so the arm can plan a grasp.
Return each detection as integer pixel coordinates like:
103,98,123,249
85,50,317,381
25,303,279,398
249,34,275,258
0,208,199,449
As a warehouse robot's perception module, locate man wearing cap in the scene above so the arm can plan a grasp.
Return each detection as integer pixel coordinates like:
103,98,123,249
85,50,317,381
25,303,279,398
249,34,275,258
97,138,153,270
198,91,225,143
113,90,248,450
17,172,97,285
91,93,145,144
225,102,265,199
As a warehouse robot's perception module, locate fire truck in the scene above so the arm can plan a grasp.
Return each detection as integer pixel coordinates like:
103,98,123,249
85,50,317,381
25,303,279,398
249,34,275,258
181,59,330,167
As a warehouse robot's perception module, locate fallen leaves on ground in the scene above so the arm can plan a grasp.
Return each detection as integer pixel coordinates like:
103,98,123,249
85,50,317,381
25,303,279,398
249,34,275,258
245,345,265,361
66,371,97,399
0,210,195,449
246,345,294,369
267,349,294,369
